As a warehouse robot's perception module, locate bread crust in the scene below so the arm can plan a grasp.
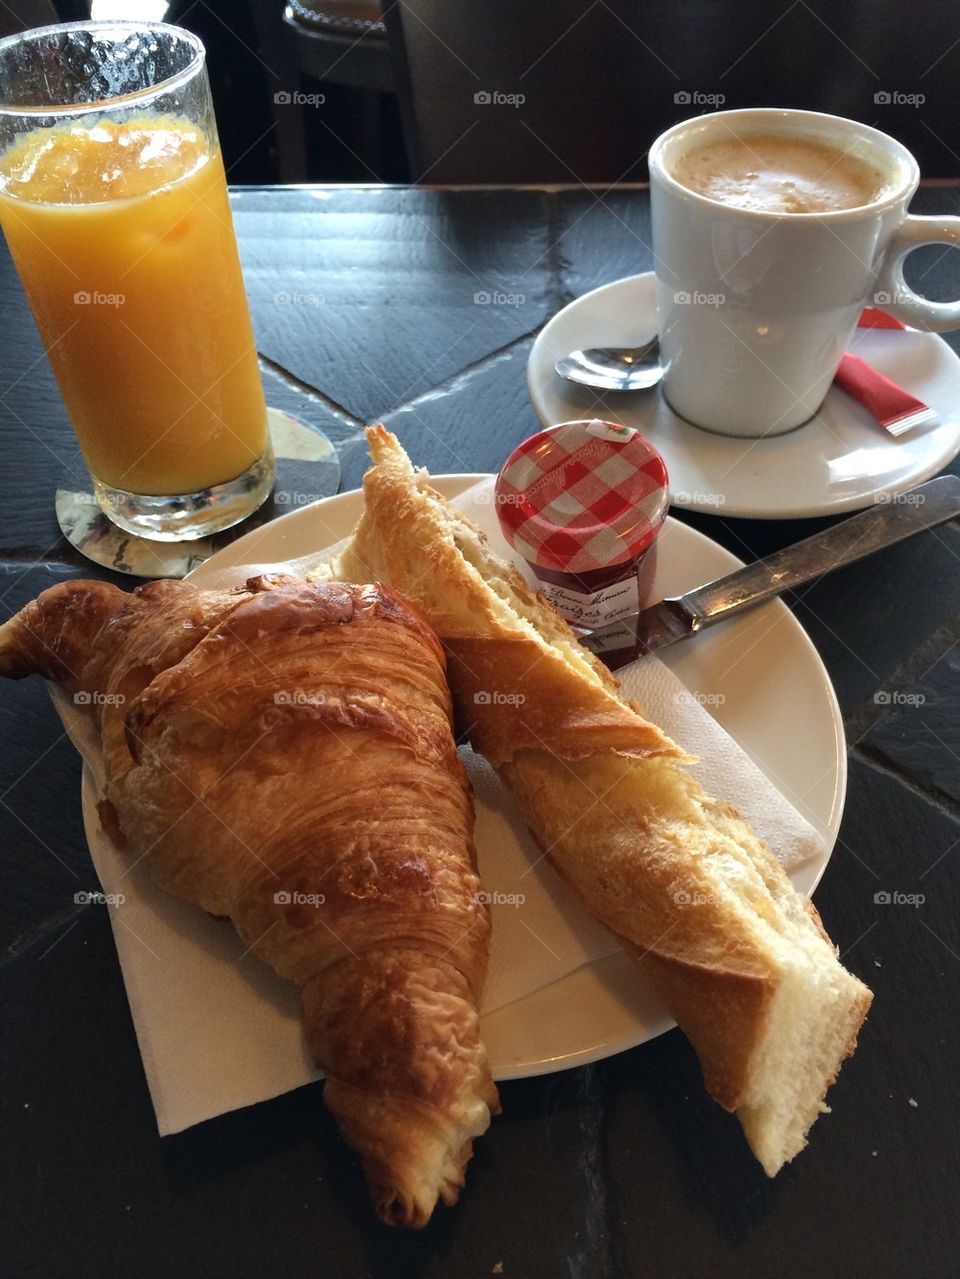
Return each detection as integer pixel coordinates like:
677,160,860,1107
327,426,873,1176
339,426,687,769
0,573,499,1225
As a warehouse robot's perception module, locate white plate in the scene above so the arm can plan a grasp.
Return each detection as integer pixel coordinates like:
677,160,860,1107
528,272,960,519
179,476,846,1080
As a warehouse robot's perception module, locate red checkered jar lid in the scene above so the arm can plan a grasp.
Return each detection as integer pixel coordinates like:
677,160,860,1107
495,420,669,575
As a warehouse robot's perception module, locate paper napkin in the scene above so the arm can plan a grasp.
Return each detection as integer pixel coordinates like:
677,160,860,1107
54,478,827,1134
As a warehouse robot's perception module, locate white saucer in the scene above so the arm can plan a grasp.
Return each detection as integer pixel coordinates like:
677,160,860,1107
528,272,960,519
182,477,845,1080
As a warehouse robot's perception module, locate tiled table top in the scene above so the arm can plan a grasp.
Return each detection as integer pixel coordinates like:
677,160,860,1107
2,184,958,1279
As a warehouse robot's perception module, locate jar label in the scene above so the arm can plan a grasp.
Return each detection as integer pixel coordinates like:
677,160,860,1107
539,573,639,629
584,419,638,444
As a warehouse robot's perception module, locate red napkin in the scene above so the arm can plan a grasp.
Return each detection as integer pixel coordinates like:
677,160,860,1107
857,306,908,331
836,309,935,436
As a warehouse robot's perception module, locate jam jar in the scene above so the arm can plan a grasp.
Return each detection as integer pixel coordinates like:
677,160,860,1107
495,419,669,629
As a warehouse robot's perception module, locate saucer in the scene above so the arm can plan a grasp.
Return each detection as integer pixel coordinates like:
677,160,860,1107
528,272,960,518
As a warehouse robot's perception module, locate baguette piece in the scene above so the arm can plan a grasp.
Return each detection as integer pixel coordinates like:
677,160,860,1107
320,425,872,1176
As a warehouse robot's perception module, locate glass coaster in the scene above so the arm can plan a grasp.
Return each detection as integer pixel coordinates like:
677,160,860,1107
55,407,340,579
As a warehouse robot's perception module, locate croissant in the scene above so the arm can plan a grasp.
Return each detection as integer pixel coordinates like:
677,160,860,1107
321,426,872,1177
0,573,499,1226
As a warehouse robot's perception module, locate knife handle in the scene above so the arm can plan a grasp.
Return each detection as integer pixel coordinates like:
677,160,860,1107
683,475,960,630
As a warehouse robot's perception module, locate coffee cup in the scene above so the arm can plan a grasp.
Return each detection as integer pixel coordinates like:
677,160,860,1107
649,108,960,437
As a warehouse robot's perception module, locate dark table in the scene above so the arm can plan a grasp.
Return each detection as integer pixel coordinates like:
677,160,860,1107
2,184,959,1279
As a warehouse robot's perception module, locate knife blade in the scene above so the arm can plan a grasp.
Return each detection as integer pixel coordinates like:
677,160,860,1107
580,475,960,670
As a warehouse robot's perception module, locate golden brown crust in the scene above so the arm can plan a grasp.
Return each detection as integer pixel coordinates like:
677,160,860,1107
445,637,677,764
0,573,498,1225
624,945,775,1110
303,948,501,1227
334,424,684,769
0,578,125,688
328,427,872,1176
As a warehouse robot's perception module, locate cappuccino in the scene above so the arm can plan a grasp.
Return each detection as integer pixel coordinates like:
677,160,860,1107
671,134,889,214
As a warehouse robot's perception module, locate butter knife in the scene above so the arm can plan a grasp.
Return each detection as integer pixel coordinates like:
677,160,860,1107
580,475,960,669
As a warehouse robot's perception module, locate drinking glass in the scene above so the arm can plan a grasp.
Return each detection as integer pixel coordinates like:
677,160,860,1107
0,21,274,540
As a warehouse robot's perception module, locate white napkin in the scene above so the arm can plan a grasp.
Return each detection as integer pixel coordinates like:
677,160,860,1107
57,478,826,1135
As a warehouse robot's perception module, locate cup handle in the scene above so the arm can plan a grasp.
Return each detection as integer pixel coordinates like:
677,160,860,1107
875,215,960,332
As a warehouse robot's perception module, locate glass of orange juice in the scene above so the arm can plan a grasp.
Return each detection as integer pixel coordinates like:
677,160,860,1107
0,21,274,540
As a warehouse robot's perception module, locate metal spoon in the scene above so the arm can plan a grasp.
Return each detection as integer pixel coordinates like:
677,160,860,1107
554,337,662,391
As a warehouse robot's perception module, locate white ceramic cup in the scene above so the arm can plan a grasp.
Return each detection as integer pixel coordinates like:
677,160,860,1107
649,108,960,437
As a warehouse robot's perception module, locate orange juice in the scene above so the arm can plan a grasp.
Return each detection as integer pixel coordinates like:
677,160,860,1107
0,115,267,494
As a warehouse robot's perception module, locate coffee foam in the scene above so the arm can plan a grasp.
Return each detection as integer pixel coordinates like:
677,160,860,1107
671,134,890,214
